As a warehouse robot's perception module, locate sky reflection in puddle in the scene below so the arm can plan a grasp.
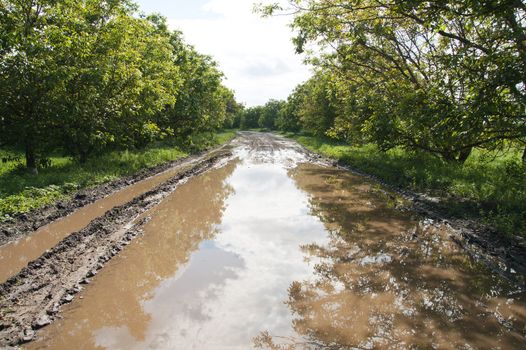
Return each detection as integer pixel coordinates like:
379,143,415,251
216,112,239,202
30,150,328,350
29,143,526,350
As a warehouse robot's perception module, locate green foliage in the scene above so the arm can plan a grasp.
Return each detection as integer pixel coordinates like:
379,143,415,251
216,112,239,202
162,31,232,137
0,1,239,170
292,134,526,237
240,106,263,129
56,12,182,160
258,0,526,162
214,130,238,146
295,72,337,137
177,130,237,152
258,100,284,130
0,130,235,219
222,93,244,129
0,186,66,221
0,0,239,216
276,88,303,132
255,0,526,237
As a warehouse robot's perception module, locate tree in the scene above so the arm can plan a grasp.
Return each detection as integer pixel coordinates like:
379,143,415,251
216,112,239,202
222,89,244,129
0,1,185,167
259,0,526,162
276,85,305,133
58,10,181,161
0,0,72,172
162,31,230,141
297,72,336,137
240,106,262,129
258,99,284,130
0,1,240,170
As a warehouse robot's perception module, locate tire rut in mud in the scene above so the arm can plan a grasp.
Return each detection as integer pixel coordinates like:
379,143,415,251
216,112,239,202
0,145,229,248
0,149,232,346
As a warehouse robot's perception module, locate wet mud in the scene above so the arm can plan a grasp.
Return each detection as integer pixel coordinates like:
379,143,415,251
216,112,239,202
27,160,239,349
22,133,526,349
0,155,217,283
0,146,227,248
2,132,525,349
26,133,328,349
0,150,231,346
328,157,526,280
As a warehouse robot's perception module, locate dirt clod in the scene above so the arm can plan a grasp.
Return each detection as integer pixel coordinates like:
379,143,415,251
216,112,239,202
20,329,35,343
33,316,51,329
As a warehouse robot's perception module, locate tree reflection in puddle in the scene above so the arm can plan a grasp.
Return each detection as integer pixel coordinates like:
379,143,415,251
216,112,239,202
255,164,526,350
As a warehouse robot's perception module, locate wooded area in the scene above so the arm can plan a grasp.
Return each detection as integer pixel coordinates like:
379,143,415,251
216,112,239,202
254,0,525,163
235,0,526,236
1,1,526,347
1,0,525,235
0,0,242,173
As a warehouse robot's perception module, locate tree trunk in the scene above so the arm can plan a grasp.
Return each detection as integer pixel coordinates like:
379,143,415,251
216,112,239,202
76,140,92,164
25,142,38,174
79,152,89,164
441,147,472,164
457,147,473,164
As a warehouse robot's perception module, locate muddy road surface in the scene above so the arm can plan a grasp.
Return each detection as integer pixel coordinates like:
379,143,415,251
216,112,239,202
1,132,526,349
0,148,230,284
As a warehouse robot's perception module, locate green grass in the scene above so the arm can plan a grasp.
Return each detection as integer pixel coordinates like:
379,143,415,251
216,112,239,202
0,130,237,220
189,130,238,151
288,134,526,238
215,130,238,144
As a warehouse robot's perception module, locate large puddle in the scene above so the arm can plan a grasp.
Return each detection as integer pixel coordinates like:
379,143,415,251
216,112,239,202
0,161,197,283
28,138,526,349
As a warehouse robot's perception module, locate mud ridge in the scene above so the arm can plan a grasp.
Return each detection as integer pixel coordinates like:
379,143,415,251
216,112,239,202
0,150,232,346
288,135,526,285
0,143,231,247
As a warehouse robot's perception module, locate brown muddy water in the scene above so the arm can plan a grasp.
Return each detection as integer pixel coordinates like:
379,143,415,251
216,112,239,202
0,161,197,283
27,135,526,349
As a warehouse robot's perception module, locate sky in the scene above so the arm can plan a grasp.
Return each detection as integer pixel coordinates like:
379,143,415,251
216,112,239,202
134,0,311,107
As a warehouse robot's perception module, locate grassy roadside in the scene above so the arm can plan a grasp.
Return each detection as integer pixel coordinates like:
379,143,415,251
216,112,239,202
0,130,237,220
284,133,526,238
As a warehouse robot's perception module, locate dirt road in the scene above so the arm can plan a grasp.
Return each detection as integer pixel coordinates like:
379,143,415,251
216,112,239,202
1,132,525,349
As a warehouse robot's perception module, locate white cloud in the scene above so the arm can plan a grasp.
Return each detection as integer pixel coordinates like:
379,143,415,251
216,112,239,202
165,0,311,106
243,58,291,77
